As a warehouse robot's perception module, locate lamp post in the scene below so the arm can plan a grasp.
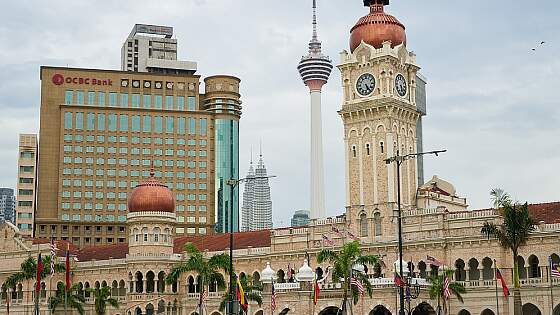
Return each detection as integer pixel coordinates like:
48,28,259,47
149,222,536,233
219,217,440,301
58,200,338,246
225,175,276,315
385,149,446,315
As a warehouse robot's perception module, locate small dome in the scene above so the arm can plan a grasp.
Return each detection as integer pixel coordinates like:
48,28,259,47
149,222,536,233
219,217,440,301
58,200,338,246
261,262,276,283
350,3,406,52
393,259,410,276
128,172,175,213
296,259,314,282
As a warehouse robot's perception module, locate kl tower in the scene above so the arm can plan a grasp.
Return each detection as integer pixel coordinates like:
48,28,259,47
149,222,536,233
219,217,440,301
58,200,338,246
297,0,333,220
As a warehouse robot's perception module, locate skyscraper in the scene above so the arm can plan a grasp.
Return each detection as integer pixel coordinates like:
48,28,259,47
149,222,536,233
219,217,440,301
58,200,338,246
14,134,38,236
0,188,15,224
291,210,310,227
241,153,273,231
297,0,332,220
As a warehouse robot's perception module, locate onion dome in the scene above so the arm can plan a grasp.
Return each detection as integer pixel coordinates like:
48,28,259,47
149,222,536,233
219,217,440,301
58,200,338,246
261,262,276,283
296,259,315,282
350,0,406,52
127,170,175,213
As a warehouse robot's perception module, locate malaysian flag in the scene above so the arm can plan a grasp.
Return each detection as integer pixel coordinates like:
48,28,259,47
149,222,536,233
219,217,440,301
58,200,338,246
331,225,344,238
427,255,443,267
50,238,56,276
322,234,334,246
271,281,277,313
443,277,450,299
550,257,560,278
351,277,364,296
347,231,359,241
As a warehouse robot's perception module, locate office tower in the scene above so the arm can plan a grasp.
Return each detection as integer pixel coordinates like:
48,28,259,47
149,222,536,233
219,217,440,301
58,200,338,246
37,66,241,246
0,188,15,224
121,24,197,74
297,0,332,220
291,210,310,227
14,134,38,235
241,153,273,231
415,73,428,186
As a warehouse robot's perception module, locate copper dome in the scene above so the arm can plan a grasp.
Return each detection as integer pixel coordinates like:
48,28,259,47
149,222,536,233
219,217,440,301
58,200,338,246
350,3,406,52
128,173,175,213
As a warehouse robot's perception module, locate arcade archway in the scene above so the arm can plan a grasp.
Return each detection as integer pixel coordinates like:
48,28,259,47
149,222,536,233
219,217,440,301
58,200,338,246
370,305,392,315
522,303,542,315
480,310,495,315
411,302,436,315
458,310,471,315
319,306,342,315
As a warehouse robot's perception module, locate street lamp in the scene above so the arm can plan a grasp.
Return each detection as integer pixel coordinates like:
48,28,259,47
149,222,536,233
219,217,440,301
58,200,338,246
225,175,276,315
385,149,446,315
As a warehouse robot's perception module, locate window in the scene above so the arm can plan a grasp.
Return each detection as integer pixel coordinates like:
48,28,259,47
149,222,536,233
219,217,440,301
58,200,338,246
131,94,140,108
360,213,368,237
166,96,174,110
366,143,371,155
154,95,163,109
187,96,196,110
177,96,185,110
97,114,105,131
380,142,384,154
65,90,73,104
188,118,196,134
177,117,186,134
108,114,117,131
142,116,151,132
200,118,207,135
109,92,117,106
86,113,95,131
165,117,174,133
131,115,140,132
352,145,357,158
76,91,84,104
98,92,105,106
64,112,73,129
154,116,163,133
87,91,95,105
119,115,128,132
120,93,128,107
143,94,151,108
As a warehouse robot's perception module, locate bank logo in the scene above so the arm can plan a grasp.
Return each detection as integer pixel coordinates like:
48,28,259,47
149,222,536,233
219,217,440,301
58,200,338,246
52,74,64,85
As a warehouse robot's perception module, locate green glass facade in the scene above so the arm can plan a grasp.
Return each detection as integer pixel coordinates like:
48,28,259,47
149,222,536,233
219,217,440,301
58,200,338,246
215,119,239,233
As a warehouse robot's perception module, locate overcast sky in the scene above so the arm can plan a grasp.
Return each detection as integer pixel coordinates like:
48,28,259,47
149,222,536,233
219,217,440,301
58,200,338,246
0,1,559,227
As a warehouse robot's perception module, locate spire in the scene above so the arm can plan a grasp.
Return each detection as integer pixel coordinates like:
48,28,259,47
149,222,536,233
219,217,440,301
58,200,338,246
308,0,322,53
312,0,318,41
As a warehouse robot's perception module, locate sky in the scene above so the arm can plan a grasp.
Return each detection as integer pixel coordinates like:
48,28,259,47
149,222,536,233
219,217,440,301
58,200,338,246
0,0,559,227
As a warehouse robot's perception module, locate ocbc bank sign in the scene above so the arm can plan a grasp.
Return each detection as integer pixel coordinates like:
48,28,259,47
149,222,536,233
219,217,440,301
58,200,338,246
52,73,113,86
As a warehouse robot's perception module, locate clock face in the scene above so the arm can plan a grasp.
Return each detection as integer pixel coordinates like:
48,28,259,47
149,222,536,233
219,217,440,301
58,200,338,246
166,82,173,90
144,81,151,88
395,74,407,97
121,80,129,87
356,73,376,96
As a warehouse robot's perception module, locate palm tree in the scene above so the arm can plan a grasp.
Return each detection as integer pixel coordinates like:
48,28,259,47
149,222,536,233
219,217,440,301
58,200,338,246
4,255,64,290
490,188,511,209
219,274,262,314
87,285,120,315
481,189,536,315
427,269,466,315
317,241,378,313
166,242,230,315
48,282,85,315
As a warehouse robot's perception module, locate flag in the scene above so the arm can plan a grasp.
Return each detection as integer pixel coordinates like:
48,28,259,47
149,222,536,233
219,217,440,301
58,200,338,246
36,254,43,294
322,234,334,246
331,225,344,238
394,273,404,287
236,277,248,311
427,255,443,267
313,276,320,305
405,285,411,302
351,277,364,296
496,268,510,297
271,281,276,313
50,238,56,276
550,257,560,278
287,263,292,280
443,277,450,299
347,231,359,241
65,244,71,291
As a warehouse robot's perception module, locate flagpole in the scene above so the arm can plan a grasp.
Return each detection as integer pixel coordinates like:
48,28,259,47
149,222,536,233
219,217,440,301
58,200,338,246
549,256,555,315
494,260,500,315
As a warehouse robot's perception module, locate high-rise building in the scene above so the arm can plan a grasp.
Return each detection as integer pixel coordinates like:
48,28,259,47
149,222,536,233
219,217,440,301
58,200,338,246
297,0,332,220
291,210,310,227
14,134,38,235
415,73,427,185
241,153,273,231
121,24,197,74
36,62,241,246
0,188,15,224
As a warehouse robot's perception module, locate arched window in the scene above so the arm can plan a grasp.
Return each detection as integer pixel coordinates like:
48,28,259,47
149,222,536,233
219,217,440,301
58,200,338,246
153,227,161,242
359,213,368,237
146,271,155,293
352,146,357,158
365,143,370,155
418,261,427,279
517,256,527,279
157,271,166,293
135,272,144,293
277,269,286,283
142,228,148,242
252,271,261,286
468,258,480,281
119,280,126,296
188,276,195,293
84,282,91,298
373,212,382,236
380,142,384,154
133,228,139,242
528,255,540,278
164,228,170,243
482,257,493,280
112,280,118,296
454,259,466,281
158,300,166,314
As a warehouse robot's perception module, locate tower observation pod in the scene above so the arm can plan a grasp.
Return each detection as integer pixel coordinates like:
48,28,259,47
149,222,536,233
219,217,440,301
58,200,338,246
297,0,333,220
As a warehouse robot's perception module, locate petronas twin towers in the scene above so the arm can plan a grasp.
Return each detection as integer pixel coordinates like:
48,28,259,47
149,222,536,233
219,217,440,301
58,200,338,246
241,154,273,231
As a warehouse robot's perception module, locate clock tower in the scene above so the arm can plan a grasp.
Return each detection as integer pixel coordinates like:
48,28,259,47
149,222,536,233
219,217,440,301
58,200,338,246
339,0,420,240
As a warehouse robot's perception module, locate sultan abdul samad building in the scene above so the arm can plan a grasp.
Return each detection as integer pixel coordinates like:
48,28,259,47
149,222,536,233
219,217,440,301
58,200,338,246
1,1,560,315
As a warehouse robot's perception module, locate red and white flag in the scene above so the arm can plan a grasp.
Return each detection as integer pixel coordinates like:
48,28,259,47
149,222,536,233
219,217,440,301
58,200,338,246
443,277,450,299
347,231,359,241
322,234,334,246
271,281,277,313
351,277,365,296
331,225,344,238
50,238,56,276
427,255,443,267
